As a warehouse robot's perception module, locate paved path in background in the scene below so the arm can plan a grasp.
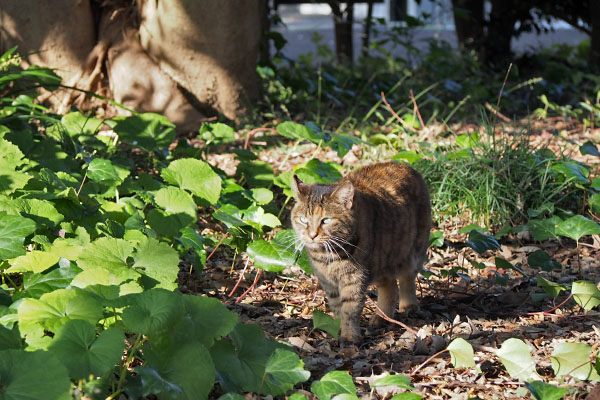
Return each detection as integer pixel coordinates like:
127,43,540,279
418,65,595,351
275,13,589,61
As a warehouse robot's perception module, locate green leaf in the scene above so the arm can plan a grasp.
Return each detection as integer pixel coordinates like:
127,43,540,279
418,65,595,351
61,111,103,136
580,141,600,157
17,265,81,300
494,257,527,277
372,374,413,389
147,209,194,237
2,198,64,229
201,122,235,145
154,186,197,219
113,113,176,150
525,381,568,400
132,236,180,290
17,288,103,334
247,239,297,272
122,289,185,337
7,250,59,273
536,276,567,298
390,394,422,400
391,150,422,164
527,217,561,241
465,230,501,254
0,137,27,170
0,324,22,350
295,159,342,184
590,193,600,215
447,338,475,369
250,188,274,205
0,169,31,195
528,250,562,272
551,342,599,381
161,158,222,204
556,215,600,242
236,160,274,188
277,121,323,143
311,371,356,400
77,237,137,281
0,349,71,400
47,319,125,380
174,295,238,348
496,338,540,381
312,310,340,339
551,161,589,184
428,231,444,247
263,348,310,395
142,341,216,400
217,394,247,400
0,213,36,260
571,280,600,311
328,133,362,158
87,158,129,185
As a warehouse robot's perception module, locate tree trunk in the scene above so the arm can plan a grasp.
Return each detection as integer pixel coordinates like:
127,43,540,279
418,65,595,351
590,0,600,65
137,0,263,122
361,0,374,58
484,0,517,65
328,0,354,63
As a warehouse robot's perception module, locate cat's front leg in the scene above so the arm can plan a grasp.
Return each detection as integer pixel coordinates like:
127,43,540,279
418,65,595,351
337,274,366,343
317,274,342,317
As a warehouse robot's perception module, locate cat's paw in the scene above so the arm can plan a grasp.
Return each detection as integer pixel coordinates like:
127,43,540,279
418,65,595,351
339,327,361,344
368,314,385,328
398,302,420,314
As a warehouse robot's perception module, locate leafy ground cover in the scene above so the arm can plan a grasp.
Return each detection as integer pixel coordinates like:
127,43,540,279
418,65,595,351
1,35,600,400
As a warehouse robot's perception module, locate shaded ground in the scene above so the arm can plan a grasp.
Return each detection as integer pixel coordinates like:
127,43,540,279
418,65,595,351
184,117,600,399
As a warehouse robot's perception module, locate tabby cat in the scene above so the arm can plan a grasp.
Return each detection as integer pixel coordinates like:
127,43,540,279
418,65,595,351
291,162,431,342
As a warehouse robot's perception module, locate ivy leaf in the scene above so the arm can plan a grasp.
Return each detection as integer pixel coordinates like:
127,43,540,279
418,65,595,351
312,310,340,340
0,349,71,400
527,217,561,241
447,338,475,369
263,348,310,396
372,374,413,390
551,161,589,184
536,276,568,298
121,289,185,337
7,250,60,273
161,158,222,204
154,186,197,219
47,319,125,380
590,193,600,215
0,213,36,260
174,295,238,348
114,113,176,151
311,371,357,400
551,342,599,381
132,236,180,290
496,338,540,381
579,141,600,157
528,250,562,272
571,280,600,311
555,215,600,242
525,381,568,400
465,230,501,254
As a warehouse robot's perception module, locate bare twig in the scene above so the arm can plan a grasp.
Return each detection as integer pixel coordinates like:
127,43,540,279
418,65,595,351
206,234,226,262
485,102,511,122
366,296,418,335
228,257,250,298
244,127,277,150
381,92,417,133
76,172,88,197
410,349,448,376
235,269,263,303
410,89,425,129
495,63,513,111
527,293,573,316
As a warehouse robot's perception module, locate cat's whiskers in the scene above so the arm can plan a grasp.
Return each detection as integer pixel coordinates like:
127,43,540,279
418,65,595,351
330,235,364,253
329,238,367,270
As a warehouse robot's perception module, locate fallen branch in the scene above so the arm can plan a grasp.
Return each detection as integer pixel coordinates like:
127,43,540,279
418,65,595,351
235,268,263,303
366,296,418,335
381,92,417,134
410,89,425,129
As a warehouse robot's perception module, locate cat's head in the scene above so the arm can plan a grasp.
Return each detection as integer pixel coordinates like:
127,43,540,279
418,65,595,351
290,175,355,249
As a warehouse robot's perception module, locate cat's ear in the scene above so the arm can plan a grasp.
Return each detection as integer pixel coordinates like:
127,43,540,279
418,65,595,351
333,180,354,209
291,174,307,199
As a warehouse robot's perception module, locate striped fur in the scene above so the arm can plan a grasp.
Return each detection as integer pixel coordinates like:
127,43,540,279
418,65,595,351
291,162,431,342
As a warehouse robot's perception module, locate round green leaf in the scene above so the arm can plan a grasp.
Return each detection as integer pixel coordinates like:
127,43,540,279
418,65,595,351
447,337,475,369
0,137,26,170
0,349,71,400
77,237,136,279
161,158,222,204
132,237,180,290
536,276,567,298
392,150,422,164
61,111,103,136
312,310,340,340
528,250,562,272
0,213,36,260
122,289,185,336
311,371,357,400
525,381,568,400
556,215,600,242
7,250,59,273
496,338,540,381
87,158,129,184
571,280,600,311
551,342,599,381
263,348,310,396
113,113,176,150
277,121,323,143
527,217,561,241
247,240,296,272
154,186,197,218
373,374,413,389
48,319,125,380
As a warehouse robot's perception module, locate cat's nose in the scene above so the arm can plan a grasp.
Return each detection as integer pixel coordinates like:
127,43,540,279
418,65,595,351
308,231,318,240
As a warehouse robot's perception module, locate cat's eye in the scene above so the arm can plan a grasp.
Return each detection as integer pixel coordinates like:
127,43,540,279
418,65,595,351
299,216,308,225
321,218,332,225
